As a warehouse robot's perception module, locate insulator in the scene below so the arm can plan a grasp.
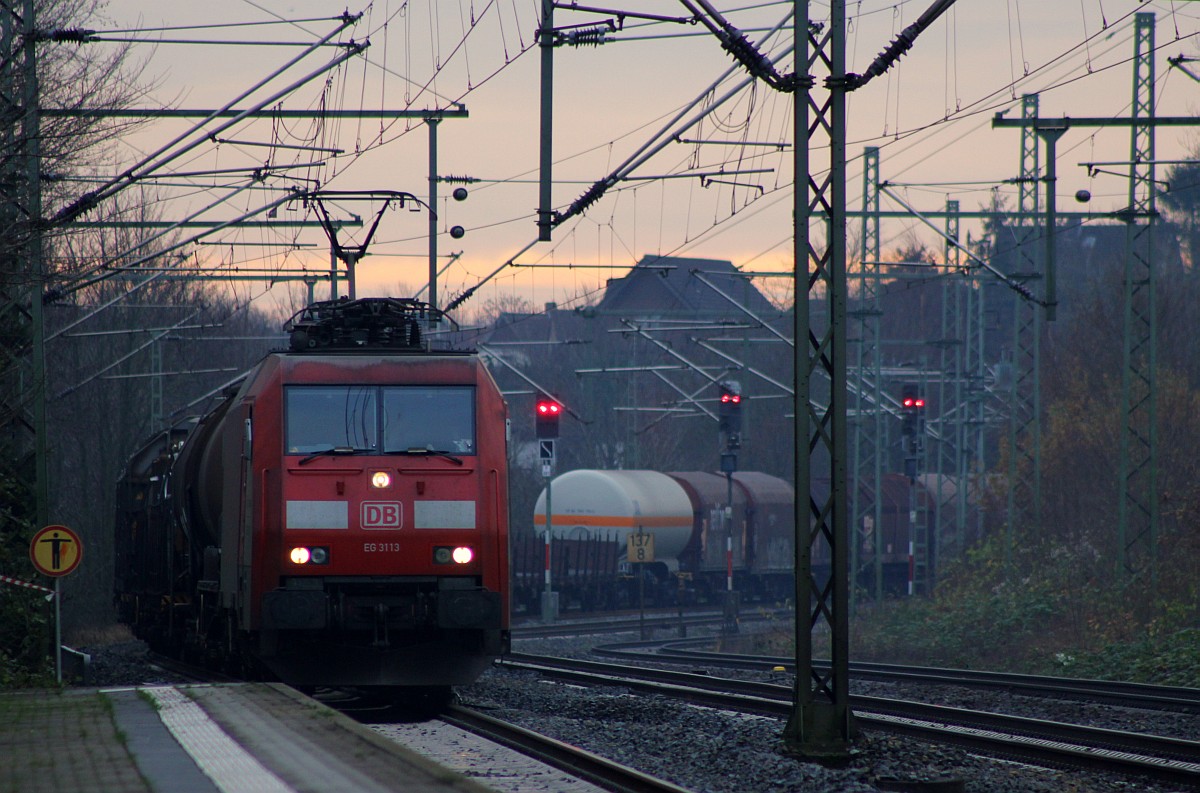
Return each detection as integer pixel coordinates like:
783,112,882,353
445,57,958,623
566,27,609,47
43,28,95,44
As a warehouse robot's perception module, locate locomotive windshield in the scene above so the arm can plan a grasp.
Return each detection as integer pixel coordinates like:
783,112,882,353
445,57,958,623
285,385,475,455
383,386,475,454
286,386,377,452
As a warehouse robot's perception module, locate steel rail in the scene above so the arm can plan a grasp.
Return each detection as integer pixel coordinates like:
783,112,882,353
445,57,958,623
441,704,693,793
497,654,1200,788
597,642,1200,714
511,607,791,639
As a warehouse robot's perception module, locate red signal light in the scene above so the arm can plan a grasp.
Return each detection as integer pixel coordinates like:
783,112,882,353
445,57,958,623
536,397,561,438
720,393,741,404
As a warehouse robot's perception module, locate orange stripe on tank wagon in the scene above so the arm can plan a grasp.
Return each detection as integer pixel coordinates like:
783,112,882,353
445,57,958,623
533,514,688,528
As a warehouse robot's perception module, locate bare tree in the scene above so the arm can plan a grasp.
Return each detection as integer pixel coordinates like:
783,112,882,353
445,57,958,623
0,1,163,672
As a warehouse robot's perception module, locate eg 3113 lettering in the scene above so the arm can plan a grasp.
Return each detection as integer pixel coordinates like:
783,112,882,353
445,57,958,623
363,542,401,552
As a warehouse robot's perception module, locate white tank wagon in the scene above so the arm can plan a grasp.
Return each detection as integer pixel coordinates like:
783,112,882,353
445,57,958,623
520,468,920,611
532,469,695,572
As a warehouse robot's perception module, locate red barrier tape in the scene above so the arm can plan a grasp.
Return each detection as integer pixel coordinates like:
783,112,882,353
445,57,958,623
0,574,55,596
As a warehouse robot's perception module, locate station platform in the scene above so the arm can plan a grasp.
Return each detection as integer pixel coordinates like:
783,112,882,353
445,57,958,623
0,681,495,793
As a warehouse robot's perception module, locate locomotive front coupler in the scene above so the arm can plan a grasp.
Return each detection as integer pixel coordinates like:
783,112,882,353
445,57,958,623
372,603,391,647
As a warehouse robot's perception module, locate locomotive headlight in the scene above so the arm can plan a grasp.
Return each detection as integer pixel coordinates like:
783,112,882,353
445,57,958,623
371,471,391,488
433,545,473,564
288,546,330,565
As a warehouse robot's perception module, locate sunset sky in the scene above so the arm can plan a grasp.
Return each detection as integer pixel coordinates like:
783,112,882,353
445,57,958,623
88,1,1200,317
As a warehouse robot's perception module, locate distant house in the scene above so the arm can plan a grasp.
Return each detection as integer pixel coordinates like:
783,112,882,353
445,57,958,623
592,255,777,320
469,254,781,349
475,303,594,368
462,253,792,475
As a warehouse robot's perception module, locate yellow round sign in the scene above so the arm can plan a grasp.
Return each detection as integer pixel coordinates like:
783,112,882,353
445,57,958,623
30,525,82,577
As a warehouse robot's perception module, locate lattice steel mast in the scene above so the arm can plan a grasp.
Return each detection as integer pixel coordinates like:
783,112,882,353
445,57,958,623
789,0,960,752
0,0,47,528
850,147,885,605
786,0,854,757
991,14,1179,582
1004,93,1043,571
929,199,962,582
1118,12,1158,578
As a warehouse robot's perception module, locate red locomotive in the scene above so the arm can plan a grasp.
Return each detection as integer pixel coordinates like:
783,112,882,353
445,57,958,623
114,298,509,694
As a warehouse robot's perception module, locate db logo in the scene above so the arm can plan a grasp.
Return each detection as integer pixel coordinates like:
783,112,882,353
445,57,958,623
362,502,403,529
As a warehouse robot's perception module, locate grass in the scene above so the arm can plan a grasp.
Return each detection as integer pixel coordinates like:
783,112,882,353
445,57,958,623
136,688,162,712
740,595,1200,688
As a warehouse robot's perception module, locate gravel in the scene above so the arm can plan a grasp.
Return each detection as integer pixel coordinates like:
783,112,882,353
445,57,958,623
457,671,1166,793
450,632,1192,793
76,634,1194,792
74,640,194,687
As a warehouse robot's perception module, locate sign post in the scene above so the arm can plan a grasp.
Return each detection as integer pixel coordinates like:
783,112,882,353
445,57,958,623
627,528,654,639
30,524,83,684
539,439,558,623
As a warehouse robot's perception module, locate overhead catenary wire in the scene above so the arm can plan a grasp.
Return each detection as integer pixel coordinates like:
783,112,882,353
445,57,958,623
844,0,960,91
560,7,795,215
445,8,796,312
65,2,1197,341
469,4,1159,317
879,184,1041,304
54,13,365,226
51,188,308,306
56,173,289,295
546,16,1176,309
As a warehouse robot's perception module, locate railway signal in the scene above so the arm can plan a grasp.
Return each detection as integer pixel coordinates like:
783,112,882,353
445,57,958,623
717,380,743,436
716,380,743,634
535,394,563,621
715,381,744,453
535,395,561,439
900,383,925,439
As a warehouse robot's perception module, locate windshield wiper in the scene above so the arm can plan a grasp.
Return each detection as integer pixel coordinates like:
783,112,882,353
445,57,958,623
298,446,373,466
390,447,464,466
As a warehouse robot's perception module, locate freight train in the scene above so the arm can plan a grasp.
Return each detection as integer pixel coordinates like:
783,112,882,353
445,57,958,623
114,298,510,693
516,469,917,612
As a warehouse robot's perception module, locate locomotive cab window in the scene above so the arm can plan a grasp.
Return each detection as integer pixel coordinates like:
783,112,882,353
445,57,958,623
384,386,475,455
285,386,378,453
285,385,475,456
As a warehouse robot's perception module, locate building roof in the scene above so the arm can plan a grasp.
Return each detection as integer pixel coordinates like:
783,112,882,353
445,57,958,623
595,255,777,318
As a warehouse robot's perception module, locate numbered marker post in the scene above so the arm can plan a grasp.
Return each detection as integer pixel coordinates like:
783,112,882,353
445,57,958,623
628,529,654,638
626,529,654,564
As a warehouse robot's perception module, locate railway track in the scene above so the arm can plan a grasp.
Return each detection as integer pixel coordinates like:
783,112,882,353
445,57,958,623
511,607,783,639
324,682,695,792
500,652,1200,789
144,652,245,685
440,704,693,793
590,638,1200,714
